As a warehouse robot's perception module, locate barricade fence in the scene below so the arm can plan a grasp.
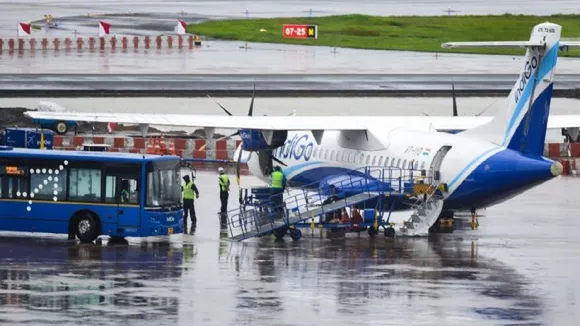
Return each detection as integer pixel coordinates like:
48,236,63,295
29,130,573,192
0,35,201,52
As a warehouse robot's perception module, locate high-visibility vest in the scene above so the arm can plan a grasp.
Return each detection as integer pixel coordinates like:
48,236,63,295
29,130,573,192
183,181,196,200
121,189,129,203
271,171,284,188
219,174,229,192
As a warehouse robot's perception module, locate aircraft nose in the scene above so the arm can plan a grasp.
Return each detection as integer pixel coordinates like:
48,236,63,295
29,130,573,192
550,160,563,176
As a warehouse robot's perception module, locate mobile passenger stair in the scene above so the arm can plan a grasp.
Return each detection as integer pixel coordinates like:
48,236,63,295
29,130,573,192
225,166,445,242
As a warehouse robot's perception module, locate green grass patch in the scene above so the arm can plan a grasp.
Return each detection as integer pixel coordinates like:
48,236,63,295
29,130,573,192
187,14,580,57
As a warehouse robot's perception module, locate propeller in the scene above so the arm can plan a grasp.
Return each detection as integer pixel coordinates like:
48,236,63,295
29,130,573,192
421,80,494,117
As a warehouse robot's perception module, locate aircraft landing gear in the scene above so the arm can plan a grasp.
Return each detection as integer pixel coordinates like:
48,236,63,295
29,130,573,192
471,208,479,230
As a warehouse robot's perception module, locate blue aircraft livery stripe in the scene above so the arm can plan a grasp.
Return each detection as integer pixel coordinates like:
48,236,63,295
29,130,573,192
502,42,559,146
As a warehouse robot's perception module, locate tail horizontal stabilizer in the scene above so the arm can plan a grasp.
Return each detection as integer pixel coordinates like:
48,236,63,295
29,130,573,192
441,22,580,156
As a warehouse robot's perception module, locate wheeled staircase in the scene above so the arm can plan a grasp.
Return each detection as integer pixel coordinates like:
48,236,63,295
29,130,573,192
225,166,444,241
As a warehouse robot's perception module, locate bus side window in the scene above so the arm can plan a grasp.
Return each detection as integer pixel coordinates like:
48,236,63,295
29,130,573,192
30,167,66,201
69,168,102,202
105,176,116,203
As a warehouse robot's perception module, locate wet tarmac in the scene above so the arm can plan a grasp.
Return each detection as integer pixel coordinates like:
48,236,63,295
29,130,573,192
0,165,579,325
3,73,580,91
2,43,580,75
0,96,578,142
2,1,580,75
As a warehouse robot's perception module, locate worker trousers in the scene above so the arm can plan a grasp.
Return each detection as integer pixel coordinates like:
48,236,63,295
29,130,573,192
183,199,196,228
220,191,229,213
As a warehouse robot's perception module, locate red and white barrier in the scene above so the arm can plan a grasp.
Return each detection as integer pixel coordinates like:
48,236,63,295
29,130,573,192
0,35,202,52
52,135,240,161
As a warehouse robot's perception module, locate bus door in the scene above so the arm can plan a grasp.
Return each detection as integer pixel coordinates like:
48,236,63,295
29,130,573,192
104,171,141,227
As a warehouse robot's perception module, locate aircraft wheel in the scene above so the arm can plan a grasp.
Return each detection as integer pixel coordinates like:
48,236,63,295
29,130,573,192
273,227,286,240
367,226,379,238
289,228,302,241
384,227,395,238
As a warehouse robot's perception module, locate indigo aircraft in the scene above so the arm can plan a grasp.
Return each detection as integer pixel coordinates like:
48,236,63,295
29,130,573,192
25,22,580,236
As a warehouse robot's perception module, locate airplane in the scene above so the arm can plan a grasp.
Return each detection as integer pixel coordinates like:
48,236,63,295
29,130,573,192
24,22,580,236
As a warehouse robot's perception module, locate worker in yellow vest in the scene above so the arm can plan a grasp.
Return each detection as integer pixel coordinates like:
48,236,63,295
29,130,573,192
182,174,199,232
218,167,230,228
270,166,286,218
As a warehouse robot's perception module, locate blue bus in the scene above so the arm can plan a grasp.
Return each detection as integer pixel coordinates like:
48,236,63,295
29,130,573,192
0,146,183,242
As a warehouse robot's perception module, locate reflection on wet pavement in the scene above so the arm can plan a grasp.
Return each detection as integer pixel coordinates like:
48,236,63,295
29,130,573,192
0,162,578,325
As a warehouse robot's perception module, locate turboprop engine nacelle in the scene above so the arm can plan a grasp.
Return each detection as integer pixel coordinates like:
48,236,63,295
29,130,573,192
239,129,287,151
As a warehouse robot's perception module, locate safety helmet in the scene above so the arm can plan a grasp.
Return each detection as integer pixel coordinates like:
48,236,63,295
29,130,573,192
218,167,224,173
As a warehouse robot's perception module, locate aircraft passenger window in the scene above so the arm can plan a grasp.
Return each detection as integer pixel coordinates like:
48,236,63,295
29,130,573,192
409,160,415,169
421,161,426,170
342,151,348,162
324,149,329,161
330,150,335,161
359,154,364,164
378,156,383,166
396,158,401,167
365,155,370,165
372,156,377,166
402,159,407,169
313,148,318,158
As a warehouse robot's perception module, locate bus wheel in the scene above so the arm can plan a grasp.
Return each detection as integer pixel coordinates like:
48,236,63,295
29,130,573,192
54,121,68,135
76,213,99,243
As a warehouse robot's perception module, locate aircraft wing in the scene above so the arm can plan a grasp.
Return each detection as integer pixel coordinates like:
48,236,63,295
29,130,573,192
23,111,371,130
22,111,580,133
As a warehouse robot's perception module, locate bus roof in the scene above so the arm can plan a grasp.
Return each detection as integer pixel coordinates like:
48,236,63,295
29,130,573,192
0,147,179,163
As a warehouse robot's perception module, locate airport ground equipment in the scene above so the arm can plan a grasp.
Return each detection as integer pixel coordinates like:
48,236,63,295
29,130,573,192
225,166,444,241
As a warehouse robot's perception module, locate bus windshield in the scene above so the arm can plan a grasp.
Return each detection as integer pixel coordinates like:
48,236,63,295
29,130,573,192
146,162,181,208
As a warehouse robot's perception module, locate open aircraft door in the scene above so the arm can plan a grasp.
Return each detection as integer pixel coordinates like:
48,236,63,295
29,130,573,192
429,145,452,182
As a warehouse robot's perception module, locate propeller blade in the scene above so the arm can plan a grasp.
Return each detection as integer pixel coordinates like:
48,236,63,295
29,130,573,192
236,145,243,204
268,151,287,167
452,80,458,117
248,84,255,116
421,112,430,117
198,131,239,151
206,94,233,116
475,98,498,116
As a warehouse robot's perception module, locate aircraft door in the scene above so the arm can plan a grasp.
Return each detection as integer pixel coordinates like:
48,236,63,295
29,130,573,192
429,145,452,182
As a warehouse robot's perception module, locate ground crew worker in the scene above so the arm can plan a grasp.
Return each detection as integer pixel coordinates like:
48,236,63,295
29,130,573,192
182,174,199,231
270,166,286,218
218,167,230,228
